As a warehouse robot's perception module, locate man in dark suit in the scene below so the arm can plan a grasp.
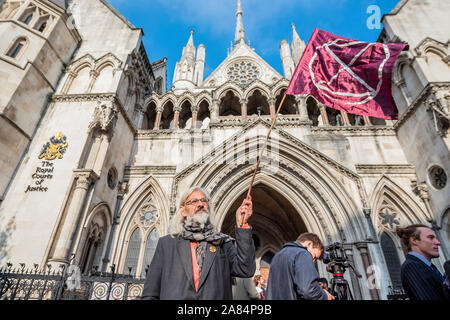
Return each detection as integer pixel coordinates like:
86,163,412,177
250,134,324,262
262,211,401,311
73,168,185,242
141,186,255,300
396,224,445,300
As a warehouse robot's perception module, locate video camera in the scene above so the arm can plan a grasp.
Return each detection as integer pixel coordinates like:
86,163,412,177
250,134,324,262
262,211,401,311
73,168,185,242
323,242,350,274
322,242,362,300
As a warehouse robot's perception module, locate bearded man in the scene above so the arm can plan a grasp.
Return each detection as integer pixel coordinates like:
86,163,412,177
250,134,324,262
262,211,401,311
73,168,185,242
141,186,256,300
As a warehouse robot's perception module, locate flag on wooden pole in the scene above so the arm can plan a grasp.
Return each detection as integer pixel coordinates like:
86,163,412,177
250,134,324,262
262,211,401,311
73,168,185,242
286,28,408,120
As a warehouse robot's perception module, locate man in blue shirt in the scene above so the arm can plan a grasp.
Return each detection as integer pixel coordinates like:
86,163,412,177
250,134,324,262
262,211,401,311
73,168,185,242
396,224,445,300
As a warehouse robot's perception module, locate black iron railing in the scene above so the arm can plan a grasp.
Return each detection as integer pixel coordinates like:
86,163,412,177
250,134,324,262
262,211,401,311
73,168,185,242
0,263,146,300
386,286,409,300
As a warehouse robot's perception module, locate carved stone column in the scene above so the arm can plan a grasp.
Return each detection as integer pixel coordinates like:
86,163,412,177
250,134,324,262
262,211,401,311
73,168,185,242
341,111,350,125
191,105,199,129
295,95,309,121
153,105,163,130
241,98,248,121
356,242,380,300
134,105,145,130
411,180,434,222
87,70,99,93
319,103,329,126
88,101,118,174
268,97,276,118
51,170,99,263
209,99,218,122
173,105,181,129
101,181,129,271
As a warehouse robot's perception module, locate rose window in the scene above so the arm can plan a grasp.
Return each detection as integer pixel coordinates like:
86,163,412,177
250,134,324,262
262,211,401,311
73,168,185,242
429,165,447,189
136,198,160,228
227,61,259,86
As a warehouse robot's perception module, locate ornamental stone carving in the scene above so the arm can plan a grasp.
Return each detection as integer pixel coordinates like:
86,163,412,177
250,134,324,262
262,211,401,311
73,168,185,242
136,196,160,229
427,88,450,137
227,60,260,86
378,205,401,230
411,180,429,201
74,170,99,191
89,101,118,133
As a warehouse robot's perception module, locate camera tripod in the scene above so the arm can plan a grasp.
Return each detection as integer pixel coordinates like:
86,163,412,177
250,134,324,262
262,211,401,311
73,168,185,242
324,243,362,300
329,270,354,300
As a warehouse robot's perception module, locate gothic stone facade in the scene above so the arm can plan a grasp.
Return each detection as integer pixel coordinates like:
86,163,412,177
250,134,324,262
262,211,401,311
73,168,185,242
0,0,449,300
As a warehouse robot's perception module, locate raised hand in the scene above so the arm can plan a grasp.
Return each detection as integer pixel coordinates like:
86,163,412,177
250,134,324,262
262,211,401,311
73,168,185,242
236,195,252,228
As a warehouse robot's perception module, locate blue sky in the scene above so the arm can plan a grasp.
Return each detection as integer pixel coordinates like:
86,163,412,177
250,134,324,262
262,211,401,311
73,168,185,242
107,0,400,88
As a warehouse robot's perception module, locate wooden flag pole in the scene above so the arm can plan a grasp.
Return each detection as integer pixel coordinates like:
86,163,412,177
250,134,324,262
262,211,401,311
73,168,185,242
241,94,287,225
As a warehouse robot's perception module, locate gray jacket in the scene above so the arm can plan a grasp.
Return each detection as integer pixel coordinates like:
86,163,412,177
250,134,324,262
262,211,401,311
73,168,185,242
266,241,327,300
141,227,256,300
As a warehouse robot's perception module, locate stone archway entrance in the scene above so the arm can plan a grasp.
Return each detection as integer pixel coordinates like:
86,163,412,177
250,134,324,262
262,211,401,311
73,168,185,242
219,183,308,277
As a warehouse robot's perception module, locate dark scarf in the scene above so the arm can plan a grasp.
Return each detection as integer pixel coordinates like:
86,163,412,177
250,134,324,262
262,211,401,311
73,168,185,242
181,218,233,275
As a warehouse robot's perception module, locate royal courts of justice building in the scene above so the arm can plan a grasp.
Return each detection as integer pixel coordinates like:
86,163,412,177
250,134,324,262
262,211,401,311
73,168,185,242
0,0,449,300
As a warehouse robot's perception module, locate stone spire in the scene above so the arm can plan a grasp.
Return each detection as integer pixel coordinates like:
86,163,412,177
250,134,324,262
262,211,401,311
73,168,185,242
173,29,197,84
280,40,295,79
234,0,246,45
291,24,306,67
182,29,196,61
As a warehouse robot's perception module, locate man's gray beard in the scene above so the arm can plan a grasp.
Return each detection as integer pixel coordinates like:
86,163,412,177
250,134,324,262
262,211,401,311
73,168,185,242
185,209,210,230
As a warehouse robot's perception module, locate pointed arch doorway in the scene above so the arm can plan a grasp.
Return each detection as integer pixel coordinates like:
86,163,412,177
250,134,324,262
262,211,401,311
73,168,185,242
219,183,307,277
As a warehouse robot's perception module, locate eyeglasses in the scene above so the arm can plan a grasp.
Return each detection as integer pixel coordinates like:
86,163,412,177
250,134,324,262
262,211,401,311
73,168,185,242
185,198,209,206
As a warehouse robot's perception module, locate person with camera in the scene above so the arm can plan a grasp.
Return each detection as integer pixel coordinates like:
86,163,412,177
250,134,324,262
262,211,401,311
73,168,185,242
266,232,334,300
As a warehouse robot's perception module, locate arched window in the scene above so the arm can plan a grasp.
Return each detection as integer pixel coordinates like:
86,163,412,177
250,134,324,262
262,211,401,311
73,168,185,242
37,21,47,32
197,100,210,129
23,14,33,25
80,225,104,274
124,228,142,276
380,232,402,290
79,208,109,275
247,90,270,116
7,37,27,59
306,97,321,126
141,229,159,278
160,101,174,129
179,100,193,129
275,89,297,115
219,91,241,116
145,101,157,130
122,195,161,277
326,108,342,126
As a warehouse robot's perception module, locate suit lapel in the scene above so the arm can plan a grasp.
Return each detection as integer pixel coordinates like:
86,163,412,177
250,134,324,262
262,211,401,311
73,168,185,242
407,254,443,282
198,243,218,290
176,238,194,287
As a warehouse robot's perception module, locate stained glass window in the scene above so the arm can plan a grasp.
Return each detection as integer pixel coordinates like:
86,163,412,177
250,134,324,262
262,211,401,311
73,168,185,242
124,228,142,276
380,232,402,290
141,229,159,278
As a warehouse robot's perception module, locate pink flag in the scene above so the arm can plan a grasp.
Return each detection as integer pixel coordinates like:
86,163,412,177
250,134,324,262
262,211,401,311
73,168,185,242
286,28,408,120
